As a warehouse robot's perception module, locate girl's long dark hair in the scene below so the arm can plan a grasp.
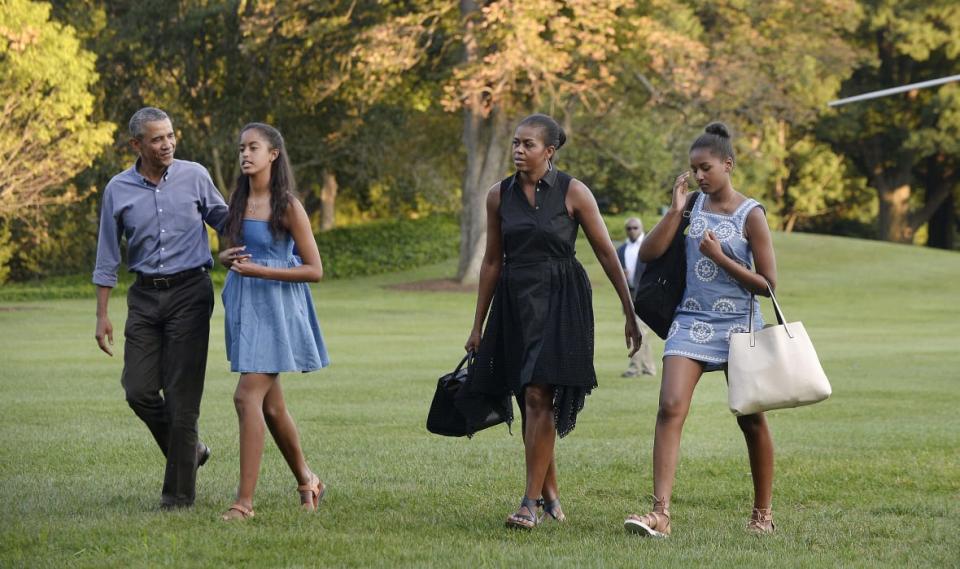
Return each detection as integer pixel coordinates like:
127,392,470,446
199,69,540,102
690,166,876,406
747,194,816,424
224,122,296,245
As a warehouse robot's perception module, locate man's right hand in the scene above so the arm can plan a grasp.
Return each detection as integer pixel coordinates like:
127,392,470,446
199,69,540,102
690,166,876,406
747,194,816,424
96,315,114,356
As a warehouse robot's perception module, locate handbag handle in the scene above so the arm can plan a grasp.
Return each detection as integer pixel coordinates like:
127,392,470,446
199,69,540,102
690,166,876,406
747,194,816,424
454,351,475,374
746,278,793,347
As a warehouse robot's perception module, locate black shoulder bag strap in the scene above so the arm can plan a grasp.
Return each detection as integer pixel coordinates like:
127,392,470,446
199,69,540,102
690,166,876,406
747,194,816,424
679,191,699,233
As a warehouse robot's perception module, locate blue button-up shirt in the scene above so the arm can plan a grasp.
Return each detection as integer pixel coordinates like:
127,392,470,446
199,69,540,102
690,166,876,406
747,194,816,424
93,159,229,287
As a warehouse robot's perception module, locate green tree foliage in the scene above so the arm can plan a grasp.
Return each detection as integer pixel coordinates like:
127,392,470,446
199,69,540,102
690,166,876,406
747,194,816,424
235,0,463,230
348,0,695,281
5,0,957,282
559,0,872,235
688,0,869,232
562,1,708,215
0,0,113,282
820,0,960,244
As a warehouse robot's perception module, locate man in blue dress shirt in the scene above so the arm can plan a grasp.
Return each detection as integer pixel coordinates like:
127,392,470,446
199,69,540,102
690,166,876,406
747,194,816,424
617,217,657,377
93,107,228,509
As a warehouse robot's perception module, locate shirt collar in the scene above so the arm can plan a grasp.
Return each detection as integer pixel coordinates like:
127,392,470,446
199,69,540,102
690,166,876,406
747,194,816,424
133,157,174,186
512,163,559,188
540,164,559,188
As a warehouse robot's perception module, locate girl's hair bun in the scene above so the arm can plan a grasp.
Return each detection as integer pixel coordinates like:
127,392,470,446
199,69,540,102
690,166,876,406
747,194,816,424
690,121,736,163
704,122,731,138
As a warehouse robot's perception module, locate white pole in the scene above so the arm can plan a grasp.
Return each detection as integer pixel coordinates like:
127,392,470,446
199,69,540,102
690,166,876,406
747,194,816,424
828,74,960,107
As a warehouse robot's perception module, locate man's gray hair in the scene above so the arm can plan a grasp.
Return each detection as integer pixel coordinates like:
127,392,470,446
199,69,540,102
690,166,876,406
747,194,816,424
128,107,170,140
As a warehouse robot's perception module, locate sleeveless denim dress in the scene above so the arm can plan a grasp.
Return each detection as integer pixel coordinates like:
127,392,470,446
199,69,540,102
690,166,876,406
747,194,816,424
663,194,764,371
222,220,330,373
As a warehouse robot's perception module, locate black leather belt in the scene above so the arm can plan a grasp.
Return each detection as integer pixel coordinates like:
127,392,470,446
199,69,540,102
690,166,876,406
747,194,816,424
135,267,206,289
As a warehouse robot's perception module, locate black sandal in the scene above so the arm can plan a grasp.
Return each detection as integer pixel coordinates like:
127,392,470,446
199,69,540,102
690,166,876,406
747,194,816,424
542,498,566,522
505,496,541,530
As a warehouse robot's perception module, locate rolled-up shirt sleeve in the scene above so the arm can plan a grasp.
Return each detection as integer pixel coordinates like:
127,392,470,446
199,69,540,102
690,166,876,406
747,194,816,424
199,170,229,233
92,186,122,287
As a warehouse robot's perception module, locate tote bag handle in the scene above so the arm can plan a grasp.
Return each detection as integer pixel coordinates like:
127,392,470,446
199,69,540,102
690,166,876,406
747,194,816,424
747,278,790,347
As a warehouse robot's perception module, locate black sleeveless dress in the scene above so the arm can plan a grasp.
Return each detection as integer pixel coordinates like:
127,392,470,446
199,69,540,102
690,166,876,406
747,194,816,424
469,167,597,438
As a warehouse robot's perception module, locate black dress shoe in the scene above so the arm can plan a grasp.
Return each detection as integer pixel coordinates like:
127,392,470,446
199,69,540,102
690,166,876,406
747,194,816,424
197,443,211,468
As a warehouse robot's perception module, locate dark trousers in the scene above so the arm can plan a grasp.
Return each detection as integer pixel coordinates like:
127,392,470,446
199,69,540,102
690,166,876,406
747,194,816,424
121,272,214,506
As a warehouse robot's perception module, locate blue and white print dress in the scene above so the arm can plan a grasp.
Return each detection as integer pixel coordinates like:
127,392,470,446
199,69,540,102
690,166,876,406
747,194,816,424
663,193,764,371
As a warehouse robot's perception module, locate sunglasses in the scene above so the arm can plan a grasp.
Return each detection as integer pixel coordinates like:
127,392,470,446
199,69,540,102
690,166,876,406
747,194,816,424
626,226,640,230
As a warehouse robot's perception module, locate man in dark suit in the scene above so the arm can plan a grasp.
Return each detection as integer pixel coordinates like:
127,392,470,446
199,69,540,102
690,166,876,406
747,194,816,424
617,217,657,377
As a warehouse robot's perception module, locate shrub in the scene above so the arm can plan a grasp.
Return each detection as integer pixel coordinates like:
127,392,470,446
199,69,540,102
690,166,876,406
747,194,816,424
0,215,460,301
316,215,459,279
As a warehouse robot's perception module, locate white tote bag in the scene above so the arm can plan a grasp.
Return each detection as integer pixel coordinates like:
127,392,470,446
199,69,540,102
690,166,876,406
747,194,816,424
727,282,831,416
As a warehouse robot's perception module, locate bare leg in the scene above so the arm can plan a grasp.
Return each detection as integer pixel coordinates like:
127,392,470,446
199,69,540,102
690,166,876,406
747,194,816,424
262,378,314,487
652,356,704,507
231,373,276,510
625,356,703,535
736,412,774,509
519,403,559,504
510,384,556,523
542,459,559,502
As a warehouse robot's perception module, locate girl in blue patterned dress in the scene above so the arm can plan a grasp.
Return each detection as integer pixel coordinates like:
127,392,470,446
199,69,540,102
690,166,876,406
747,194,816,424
624,123,778,537
217,123,330,520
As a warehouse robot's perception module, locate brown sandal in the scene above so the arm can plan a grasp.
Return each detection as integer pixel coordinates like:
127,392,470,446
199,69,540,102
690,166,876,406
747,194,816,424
624,496,671,538
747,506,775,534
298,474,327,512
221,504,255,521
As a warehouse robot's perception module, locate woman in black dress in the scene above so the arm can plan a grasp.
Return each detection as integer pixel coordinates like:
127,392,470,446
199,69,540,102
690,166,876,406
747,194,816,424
465,114,641,529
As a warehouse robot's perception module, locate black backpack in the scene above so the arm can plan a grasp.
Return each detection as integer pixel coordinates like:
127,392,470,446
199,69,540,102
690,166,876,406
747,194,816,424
633,193,699,339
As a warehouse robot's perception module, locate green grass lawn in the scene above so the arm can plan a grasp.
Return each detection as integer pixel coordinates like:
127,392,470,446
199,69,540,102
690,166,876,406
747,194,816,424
1,232,958,568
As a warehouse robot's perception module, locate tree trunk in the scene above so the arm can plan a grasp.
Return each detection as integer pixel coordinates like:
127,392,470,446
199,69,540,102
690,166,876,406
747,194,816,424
457,106,510,283
210,146,228,196
870,156,915,243
773,119,787,203
319,169,337,232
922,155,955,250
783,212,798,233
456,0,511,284
926,189,955,250
877,183,913,243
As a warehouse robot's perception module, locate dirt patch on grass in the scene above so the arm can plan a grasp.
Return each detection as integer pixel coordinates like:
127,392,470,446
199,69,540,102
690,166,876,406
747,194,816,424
0,305,40,312
385,278,478,293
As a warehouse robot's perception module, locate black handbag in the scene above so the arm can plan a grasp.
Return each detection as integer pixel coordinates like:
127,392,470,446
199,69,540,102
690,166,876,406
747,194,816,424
426,352,506,437
633,192,699,339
